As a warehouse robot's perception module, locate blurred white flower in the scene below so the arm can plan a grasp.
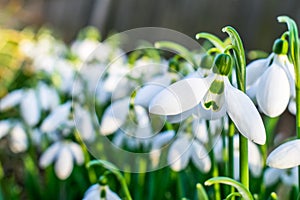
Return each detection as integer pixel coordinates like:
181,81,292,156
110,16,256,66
168,133,211,172
264,167,298,187
39,141,84,180
0,121,29,153
71,39,100,61
0,89,24,111
246,53,295,117
267,139,300,169
135,74,172,108
149,130,175,167
232,135,263,179
20,89,41,126
37,82,60,110
83,184,121,200
100,98,130,135
149,73,266,145
10,123,28,153
74,104,95,142
41,102,71,133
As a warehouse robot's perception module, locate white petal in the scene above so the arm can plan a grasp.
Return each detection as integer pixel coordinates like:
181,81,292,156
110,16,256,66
193,119,209,144
74,105,95,141
246,58,269,88
68,142,84,165
41,102,71,133
21,89,41,126
248,141,263,177
39,142,61,168
55,145,73,180
166,106,197,123
135,74,171,107
149,76,214,115
38,82,59,110
288,99,296,115
267,139,300,169
256,64,290,117
0,120,11,139
196,103,227,120
100,98,130,135
225,78,266,145
263,168,281,186
0,89,24,111
168,135,191,171
83,184,100,200
152,130,175,149
280,167,298,186
104,186,122,200
10,124,28,153
191,140,211,173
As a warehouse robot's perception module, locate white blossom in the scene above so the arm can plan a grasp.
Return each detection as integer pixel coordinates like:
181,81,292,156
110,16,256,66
39,141,84,180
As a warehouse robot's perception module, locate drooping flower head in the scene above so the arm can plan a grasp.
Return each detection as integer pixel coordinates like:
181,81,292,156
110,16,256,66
246,37,295,117
150,53,266,145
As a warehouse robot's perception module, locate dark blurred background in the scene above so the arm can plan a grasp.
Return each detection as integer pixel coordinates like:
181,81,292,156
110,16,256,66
1,0,300,51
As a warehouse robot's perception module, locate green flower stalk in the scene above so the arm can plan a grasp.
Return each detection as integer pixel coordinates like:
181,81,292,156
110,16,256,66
222,26,249,189
277,15,300,192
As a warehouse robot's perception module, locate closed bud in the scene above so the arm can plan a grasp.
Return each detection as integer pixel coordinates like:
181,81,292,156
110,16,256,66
272,38,288,55
213,53,232,76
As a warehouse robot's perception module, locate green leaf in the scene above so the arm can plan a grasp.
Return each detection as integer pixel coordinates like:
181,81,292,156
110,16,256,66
154,41,197,67
196,183,209,200
205,177,254,200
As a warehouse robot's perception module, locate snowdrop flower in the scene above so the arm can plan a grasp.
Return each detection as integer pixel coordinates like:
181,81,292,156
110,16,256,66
246,38,295,117
41,102,71,133
267,139,300,169
10,123,28,153
39,141,84,180
71,39,100,61
0,89,24,111
232,135,263,179
83,184,121,200
20,89,40,126
104,102,155,149
168,133,211,172
37,82,60,111
0,120,28,153
149,130,175,167
74,104,95,142
100,98,130,135
264,167,298,187
150,53,266,145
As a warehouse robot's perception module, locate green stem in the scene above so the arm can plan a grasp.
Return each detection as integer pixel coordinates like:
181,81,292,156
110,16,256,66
222,26,249,189
278,15,300,193
228,120,236,199
207,121,221,200
228,121,235,179
195,32,226,50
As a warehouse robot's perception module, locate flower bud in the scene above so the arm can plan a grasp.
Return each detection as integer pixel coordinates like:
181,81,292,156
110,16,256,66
213,53,232,76
98,175,108,186
272,38,288,55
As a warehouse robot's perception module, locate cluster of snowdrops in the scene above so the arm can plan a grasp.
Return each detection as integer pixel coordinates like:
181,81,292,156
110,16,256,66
1,16,300,200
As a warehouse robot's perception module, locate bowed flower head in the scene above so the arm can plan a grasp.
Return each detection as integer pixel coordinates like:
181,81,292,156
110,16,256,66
150,53,266,145
246,38,295,117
